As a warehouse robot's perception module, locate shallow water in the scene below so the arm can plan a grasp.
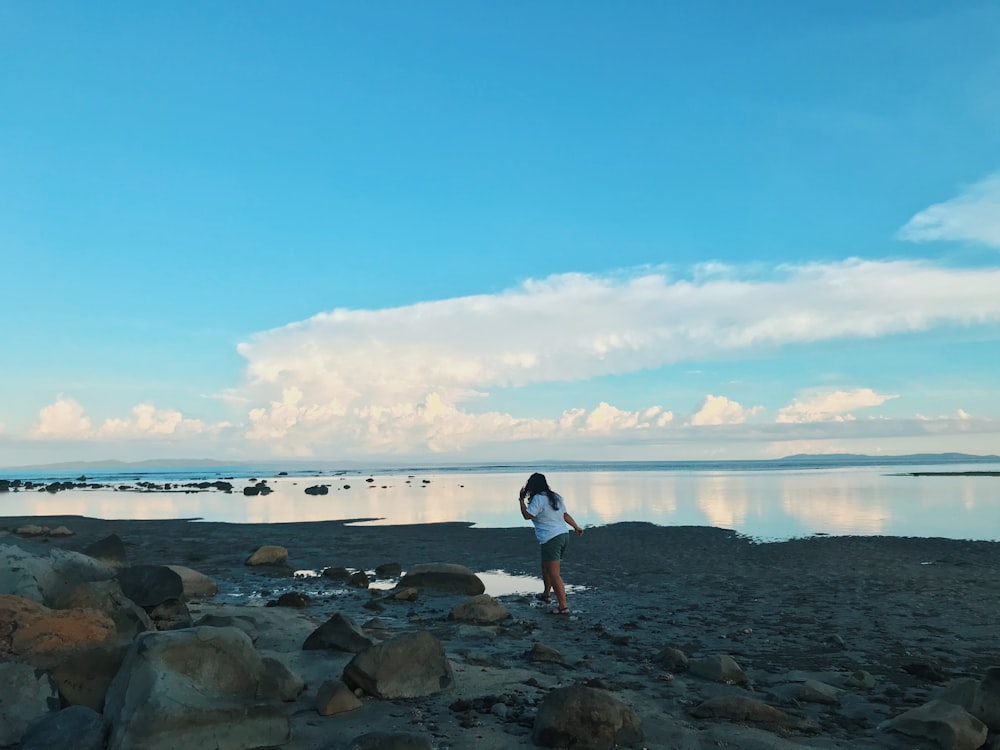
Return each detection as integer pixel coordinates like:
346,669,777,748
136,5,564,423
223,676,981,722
2,463,998,541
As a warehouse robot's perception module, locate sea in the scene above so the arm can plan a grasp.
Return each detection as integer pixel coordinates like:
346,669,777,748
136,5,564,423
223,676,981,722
1,456,999,542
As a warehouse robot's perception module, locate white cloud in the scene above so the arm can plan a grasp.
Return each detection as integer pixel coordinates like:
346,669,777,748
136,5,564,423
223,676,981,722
32,398,224,441
689,394,762,425
898,172,1000,248
33,396,93,438
776,388,896,424
233,259,1000,455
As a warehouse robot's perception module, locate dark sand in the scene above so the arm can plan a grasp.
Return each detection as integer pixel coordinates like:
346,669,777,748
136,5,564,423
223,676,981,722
4,514,1000,748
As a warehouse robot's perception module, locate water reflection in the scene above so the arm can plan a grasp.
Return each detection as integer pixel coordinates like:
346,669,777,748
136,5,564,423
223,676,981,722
1,466,998,541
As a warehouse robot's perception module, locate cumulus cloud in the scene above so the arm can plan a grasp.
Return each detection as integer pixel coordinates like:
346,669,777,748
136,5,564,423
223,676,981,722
33,396,93,438
776,388,896,424
232,258,1000,455
898,172,1000,248
32,399,225,441
689,395,763,426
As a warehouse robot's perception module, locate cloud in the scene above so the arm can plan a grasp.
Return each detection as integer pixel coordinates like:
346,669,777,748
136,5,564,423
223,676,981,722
33,396,93,438
32,399,226,441
689,395,762,426
233,258,1000,455
776,388,896,424
898,172,1000,248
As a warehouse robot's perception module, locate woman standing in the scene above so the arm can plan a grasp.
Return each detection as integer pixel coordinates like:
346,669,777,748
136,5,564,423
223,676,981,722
518,472,584,615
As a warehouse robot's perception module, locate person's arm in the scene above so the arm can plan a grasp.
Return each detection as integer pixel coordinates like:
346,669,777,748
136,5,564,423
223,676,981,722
563,511,584,536
519,491,535,520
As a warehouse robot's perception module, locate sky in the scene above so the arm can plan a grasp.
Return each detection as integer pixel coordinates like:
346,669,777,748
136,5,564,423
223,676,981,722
2,2,1000,467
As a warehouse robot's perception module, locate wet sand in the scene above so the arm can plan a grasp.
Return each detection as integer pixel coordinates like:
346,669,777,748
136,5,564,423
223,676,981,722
4,514,1000,748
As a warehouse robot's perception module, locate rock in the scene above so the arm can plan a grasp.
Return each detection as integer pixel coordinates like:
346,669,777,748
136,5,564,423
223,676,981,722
16,524,49,536
532,684,643,749
348,570,371,588
690,695,800,731
315,679,362,715
797,678,841,705
386,586,419,602
57,579,154,642
146,598,193,630
48,644,128,711
49,525,74,537
905,658,948,682
303,613,375,653
654,646,689,672
245,545,288,565
398,563,485,595
689,654,749,685
322,566,352,580
527,642,567,665
375,562,402,578
268,591,312,608
0,661,60,746
0,595,117,657
449,594,511,624
257,656,306,702
165,565,218,600
845,669,878,690
0,541,115,606
193,613,259,642
103,626,291,750
343,630,453,699
881,699,987,750
82,534,128,567
972,666,1000,731
115,565,184,608
304,484,329,495
18,705,106,750
346,732,433,750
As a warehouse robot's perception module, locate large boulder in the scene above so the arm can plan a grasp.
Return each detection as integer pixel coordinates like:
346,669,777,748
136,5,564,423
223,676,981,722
102,626,292,750
165,565,218,601
691,695,803,731
245,545,288,566
82,534,128,568
303,613,374,653
688,654,749,685
532,685,643,749
0,661,60,747
0,541,115,606
18,705,106,750
115,565,184,608
56,579,154,642
343,631,453,699
398,563,484,595
49,644,129,711
0,595,117,658
971,666,1000,731
880,700,987,750
449,594,511,624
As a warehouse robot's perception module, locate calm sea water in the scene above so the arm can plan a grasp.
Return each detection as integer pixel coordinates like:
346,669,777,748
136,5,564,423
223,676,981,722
1,460,998,542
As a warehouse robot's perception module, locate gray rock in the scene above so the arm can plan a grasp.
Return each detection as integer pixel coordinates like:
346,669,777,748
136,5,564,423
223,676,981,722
688,654,748,685
343,631,453,699
654,646,688,672
193,613,259,642
398,563,485,595
258,656,306,701
880,699,987,750
103,626,290,750
691,695,802,731
972,666,1000,731
165,565,218,601
449,594,511,624
374,562,402,578
0,661,59,747
345,731,433,749
527,642,567,665
56,579,153,642
316,679,362,715
797,678,841,705
82,534,128,567
532,684,642,749
303,613,375,653
19,705,106,750
49,644,128,711
245,545,288,566
146,598,192,630
0,541,115,606
115,565,184,608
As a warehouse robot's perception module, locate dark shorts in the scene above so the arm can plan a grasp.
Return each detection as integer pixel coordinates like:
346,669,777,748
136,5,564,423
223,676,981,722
540,533,569,562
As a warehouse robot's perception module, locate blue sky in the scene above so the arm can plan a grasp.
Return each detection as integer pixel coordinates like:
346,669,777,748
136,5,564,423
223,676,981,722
2,2,999,467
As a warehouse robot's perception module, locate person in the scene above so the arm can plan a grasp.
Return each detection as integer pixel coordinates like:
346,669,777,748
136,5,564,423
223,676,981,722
518,472,584,615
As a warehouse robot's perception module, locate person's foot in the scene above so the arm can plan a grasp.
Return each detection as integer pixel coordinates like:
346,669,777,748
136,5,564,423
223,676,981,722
548,607,570,615
534,592,551,603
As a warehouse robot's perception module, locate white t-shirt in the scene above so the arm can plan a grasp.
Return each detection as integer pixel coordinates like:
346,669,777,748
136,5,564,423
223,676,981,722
527,492,568,544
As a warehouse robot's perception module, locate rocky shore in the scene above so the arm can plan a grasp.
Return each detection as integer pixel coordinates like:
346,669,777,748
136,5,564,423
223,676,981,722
2,514,1000,749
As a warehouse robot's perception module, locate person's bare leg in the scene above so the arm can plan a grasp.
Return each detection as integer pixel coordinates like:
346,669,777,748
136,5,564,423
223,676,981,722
543,560,568,611
539,561,552,599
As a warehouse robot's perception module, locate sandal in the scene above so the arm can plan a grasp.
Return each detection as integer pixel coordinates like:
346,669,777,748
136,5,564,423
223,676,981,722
548,607,571,615
534,593,551,603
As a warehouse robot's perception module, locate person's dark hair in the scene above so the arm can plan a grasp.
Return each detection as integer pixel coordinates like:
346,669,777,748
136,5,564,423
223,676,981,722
522,472,560,510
